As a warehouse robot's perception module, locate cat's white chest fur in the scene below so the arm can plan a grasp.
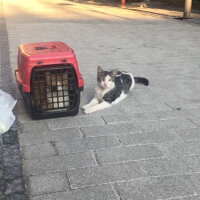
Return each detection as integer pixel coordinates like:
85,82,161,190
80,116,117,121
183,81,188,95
95,85,113,102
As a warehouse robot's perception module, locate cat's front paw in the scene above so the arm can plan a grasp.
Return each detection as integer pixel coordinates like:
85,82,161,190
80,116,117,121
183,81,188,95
82,104,89,110
82,105,87,110
83,108,92,114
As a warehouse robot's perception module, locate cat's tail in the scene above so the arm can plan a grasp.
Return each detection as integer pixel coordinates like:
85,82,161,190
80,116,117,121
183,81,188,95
134,77,149,86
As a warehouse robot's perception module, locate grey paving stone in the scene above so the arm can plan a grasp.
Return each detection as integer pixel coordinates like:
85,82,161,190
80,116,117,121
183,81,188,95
102,112,157,124
115,175,197,200
166,101,200,111
80,123,142,138
182,196,200,200
117,130,181,145
139,156,200,176
133,87,163,105
157,140,200,157
24,152,97,176
48,115,105,130
135,119,197,132
153,110,189,120
189,118,200,127
174,128,200,141
178,92,200,103
121,102,172,113
95,145,164,164
56,135,120,154
19,128,82,146
114,178,156,200
31,185,117,200
22,143,56,159
188,173,200,195
67,161,146,189
19,120,49,133
29,172,69,196
185,108,200,118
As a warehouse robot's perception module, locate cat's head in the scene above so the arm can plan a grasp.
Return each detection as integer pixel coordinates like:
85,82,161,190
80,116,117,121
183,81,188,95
97,65,118,89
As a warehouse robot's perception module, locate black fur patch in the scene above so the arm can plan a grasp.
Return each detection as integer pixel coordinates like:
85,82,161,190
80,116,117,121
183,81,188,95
103,71,132,103
134,77,149,86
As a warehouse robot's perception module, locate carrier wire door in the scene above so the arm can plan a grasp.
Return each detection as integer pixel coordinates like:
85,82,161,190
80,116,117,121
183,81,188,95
31,64,79,115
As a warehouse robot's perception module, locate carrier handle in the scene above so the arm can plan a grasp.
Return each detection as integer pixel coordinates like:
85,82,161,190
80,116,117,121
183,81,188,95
35,45,58,50
35,47,47,50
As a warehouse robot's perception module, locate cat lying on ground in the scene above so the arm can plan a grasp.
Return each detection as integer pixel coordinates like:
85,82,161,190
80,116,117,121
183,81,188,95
82,65,149,114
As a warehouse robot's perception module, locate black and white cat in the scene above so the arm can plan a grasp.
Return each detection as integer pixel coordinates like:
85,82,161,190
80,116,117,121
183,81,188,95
82,66,149,114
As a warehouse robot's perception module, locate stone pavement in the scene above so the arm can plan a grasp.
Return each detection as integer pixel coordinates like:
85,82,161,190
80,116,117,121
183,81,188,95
1,0,200,199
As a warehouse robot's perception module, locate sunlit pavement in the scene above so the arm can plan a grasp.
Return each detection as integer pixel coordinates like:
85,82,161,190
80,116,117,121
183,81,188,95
1,0,200,199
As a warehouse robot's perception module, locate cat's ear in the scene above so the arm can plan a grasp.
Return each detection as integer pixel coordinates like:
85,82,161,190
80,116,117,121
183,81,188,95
97,65,103,73
111,69,118,77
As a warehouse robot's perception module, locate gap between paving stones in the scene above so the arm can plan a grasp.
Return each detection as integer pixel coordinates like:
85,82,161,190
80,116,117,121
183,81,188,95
19,126,200,149
66,169,200,190
18,113,199,134
27,167,200,194
23,154,200,177
21,140,193,159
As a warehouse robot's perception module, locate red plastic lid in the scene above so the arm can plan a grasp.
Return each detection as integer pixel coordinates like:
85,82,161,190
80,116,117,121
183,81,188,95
21,41,72,56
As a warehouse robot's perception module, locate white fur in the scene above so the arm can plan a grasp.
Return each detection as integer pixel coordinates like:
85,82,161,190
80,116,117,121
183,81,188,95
84,101,111,114
82,98,99,110
129,73,135,90
111,92,127,105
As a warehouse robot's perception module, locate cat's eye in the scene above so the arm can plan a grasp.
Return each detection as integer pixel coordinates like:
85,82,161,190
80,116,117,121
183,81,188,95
109,79,111,81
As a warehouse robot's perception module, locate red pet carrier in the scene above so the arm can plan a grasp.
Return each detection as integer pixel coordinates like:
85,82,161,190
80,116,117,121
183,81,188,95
15,41,84,119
